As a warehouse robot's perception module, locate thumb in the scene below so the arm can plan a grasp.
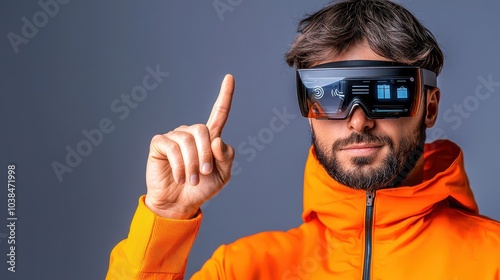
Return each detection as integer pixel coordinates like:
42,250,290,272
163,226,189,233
211,137,234,179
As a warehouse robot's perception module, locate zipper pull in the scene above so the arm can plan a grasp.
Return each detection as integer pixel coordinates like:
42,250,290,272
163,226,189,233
366,191,375,207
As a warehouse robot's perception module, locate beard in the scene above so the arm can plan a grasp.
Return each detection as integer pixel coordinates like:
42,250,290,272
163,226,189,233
312,114,427,191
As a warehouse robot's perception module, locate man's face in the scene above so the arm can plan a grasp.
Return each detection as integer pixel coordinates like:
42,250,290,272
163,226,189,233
312,109,426,191
310,43,433,191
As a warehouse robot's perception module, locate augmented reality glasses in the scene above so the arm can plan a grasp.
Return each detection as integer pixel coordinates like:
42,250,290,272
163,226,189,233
296,60,437,119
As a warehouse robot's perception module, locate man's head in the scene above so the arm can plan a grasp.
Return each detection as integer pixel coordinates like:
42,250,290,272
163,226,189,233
285,0,444,191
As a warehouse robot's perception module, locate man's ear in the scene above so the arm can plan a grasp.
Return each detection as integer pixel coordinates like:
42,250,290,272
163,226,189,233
425,87,440,128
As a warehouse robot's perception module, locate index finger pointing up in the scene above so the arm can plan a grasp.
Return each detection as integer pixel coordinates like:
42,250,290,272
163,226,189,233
206,74,235,139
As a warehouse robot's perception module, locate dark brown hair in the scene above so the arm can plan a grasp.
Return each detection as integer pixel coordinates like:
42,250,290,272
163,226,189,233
285,0,444,74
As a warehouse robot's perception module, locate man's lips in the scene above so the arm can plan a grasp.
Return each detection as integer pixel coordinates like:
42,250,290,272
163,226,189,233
340,143,384,155
342,143,383,150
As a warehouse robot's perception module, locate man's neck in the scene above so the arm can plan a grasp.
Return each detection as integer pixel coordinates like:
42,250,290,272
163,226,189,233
399,155,425,187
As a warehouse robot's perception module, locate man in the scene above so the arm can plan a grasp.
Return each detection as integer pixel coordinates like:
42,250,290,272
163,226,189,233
107,0,500,279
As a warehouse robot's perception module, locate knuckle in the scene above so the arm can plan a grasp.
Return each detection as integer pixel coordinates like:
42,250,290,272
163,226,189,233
191,124,208,134
151,134,164,143
150,134,166,148
167,131,194,144
165,130,176,138
174,125,189,131
216,104,229,115
176,132,194,143
163,140,178,154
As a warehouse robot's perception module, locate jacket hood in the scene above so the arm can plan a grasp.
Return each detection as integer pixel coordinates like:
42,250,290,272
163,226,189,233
302,139,479,231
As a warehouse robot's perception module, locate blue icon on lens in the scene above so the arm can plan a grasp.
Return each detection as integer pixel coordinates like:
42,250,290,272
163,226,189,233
397,86,408,99
377,84,390,99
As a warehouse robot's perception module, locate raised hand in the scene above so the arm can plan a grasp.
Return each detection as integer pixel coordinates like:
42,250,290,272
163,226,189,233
144,74,235,219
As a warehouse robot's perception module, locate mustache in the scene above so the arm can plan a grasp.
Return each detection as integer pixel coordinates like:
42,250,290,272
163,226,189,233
332,132,393,152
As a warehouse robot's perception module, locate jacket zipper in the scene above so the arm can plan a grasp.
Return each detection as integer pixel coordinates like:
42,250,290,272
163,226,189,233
362,191,375,280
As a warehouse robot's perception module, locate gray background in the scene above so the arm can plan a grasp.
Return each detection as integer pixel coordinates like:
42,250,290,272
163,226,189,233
1,0,499,279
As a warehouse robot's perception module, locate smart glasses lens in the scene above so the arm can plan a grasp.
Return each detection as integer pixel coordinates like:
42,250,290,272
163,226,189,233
296,61,436,119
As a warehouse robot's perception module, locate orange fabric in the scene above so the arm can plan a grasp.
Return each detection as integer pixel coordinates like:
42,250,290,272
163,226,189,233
107,140,500,279
106,196,202,280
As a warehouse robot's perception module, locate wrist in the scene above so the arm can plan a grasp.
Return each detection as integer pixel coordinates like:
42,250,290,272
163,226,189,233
144,197,199,220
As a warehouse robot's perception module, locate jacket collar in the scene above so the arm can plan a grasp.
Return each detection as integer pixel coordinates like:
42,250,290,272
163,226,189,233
302,139,478,234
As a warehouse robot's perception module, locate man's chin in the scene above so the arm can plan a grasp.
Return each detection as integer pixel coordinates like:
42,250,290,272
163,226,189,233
342,156,392,175
350,155,377,166
343,163,382,177
343,151,387,167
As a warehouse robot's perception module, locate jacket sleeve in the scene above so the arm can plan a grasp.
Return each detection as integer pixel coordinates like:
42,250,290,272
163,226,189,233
106,195,203,280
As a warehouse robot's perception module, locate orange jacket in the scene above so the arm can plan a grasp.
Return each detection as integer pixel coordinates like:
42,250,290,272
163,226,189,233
107,140,500,279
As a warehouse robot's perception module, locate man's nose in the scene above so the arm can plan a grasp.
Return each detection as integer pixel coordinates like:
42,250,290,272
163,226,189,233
346,106,375,132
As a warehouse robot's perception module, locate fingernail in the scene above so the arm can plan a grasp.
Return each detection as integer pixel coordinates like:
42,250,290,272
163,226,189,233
190,174,199,185
201,163,212,173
